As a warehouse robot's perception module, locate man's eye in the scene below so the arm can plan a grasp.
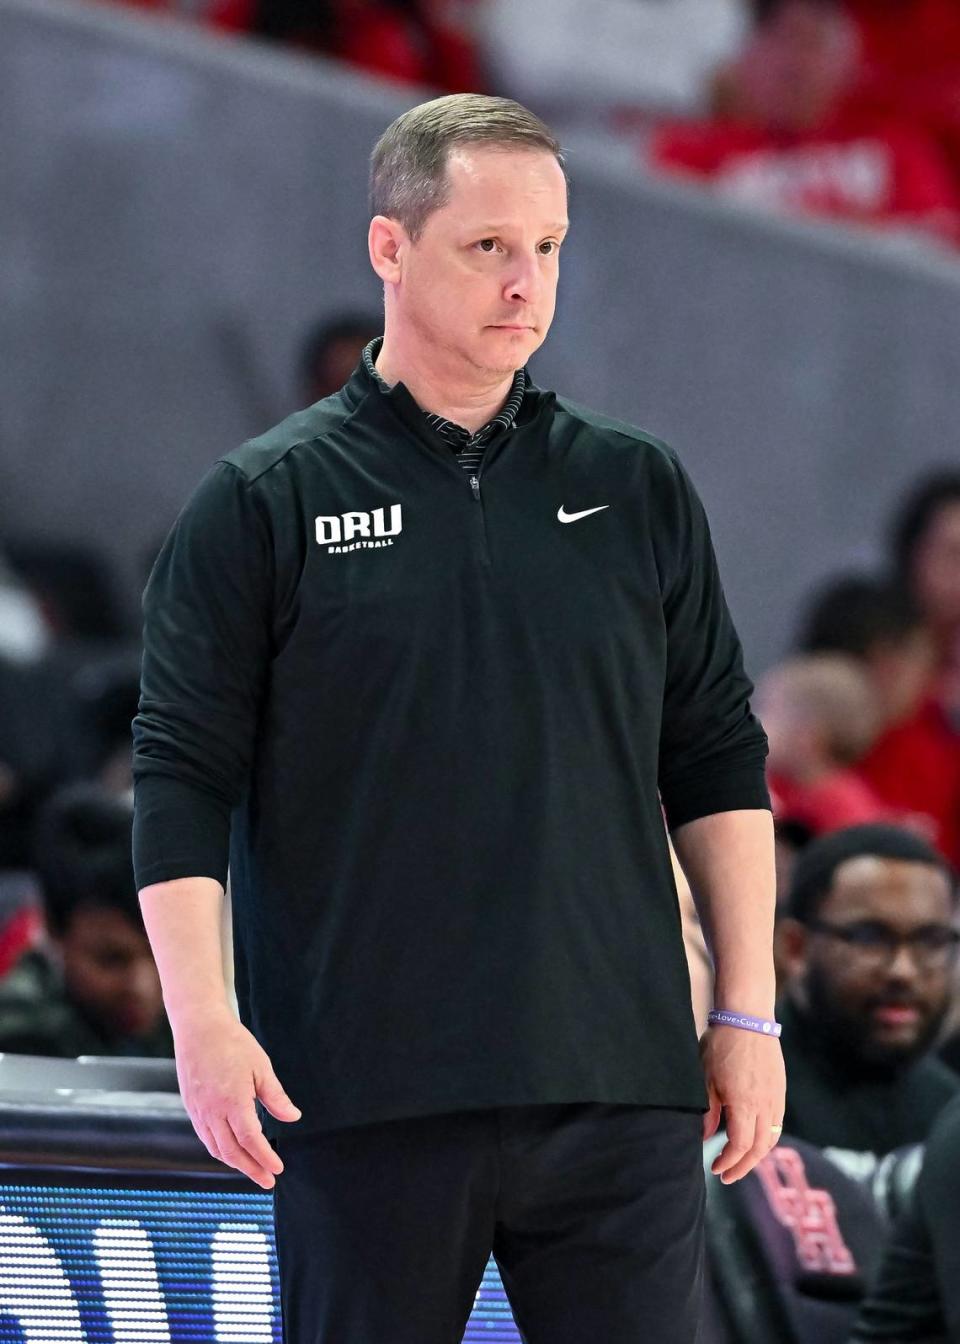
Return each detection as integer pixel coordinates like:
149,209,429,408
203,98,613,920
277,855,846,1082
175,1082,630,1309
539,241,559,254
477,239,499,252
845,924,887,946
919,929,959,951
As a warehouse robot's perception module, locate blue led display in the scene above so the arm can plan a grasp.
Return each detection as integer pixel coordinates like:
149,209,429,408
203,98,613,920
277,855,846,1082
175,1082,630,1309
0,1183,521,1343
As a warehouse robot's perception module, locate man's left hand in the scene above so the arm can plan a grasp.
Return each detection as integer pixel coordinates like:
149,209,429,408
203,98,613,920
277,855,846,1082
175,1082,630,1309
700,1025,786,1183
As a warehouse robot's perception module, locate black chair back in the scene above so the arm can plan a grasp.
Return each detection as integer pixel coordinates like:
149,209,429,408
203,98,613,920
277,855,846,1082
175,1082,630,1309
703,1132,887,1344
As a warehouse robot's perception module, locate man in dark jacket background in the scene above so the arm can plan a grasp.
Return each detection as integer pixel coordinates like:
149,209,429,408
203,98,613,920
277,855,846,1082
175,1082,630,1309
776,824,959,1158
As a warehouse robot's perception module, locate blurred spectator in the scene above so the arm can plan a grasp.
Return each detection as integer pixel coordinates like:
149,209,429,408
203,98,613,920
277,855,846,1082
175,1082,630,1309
0,551,52,665
842,0,960,184
843,0,960,85
799,575,936,730
755,653,903,836
774,819,814,898
2,536,130,643
0,653,86,871
0,532,137,867
775,824,960,1157
66,650,142,798
300,312,382,404
0,784,173,1057
849,1089,960,1342
648,0,960,246
772,817,814,994
101,0,255,30
479,0,748,129
798,572,959,863
0,551,55,883
254,1,486,92
890,469,960,712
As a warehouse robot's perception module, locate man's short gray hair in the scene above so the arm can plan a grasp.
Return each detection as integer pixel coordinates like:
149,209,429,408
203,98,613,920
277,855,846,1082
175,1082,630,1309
370,93,567,243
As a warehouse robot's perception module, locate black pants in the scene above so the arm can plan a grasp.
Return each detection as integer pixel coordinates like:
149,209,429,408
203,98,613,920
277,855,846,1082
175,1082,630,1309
270,1101,706,1343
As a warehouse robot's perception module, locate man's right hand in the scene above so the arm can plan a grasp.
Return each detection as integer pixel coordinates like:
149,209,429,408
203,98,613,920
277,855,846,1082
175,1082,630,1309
171,1007,302,1189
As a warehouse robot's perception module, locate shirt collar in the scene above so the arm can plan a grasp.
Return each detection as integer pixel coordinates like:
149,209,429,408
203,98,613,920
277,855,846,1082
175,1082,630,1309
361,336,528,450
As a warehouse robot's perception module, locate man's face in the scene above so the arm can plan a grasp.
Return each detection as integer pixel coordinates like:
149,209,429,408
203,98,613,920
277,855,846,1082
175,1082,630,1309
788,855,957,1069
394,145,568,378
732,0,857,131
56,905,165,1041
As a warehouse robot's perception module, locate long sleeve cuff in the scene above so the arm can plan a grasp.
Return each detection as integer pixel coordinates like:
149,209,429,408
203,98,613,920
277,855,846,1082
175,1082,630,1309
132,773,232,890
661,758,771,832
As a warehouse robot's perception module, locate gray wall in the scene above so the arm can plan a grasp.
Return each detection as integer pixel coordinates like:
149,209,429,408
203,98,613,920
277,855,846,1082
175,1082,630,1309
3,0,960,674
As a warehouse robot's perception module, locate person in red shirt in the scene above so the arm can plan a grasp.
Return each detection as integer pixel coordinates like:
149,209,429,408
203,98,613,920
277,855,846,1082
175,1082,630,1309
798,571,960,868
890,471,960,699
845,0,960,78
101,0,255,31
841,0,960,181
252,0,485,92
875,472,960,867
648,0,960,245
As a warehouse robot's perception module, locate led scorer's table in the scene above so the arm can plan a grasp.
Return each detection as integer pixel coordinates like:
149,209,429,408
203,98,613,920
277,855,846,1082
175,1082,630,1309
0,1054,522,1342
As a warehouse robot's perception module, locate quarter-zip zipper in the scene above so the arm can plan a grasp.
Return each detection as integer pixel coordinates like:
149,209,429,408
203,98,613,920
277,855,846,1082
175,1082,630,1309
468,444,494,567
403,430,494,565
379,385,515,568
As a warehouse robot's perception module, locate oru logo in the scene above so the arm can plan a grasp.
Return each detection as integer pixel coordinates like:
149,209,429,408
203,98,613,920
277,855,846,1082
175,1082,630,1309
315,504,403,554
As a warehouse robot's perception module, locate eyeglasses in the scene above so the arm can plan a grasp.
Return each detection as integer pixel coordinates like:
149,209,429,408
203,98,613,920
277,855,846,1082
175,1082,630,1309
807,919,960,970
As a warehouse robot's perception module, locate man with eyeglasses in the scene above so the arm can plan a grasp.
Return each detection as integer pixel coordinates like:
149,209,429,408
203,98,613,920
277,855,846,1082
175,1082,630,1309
775,823,960,1157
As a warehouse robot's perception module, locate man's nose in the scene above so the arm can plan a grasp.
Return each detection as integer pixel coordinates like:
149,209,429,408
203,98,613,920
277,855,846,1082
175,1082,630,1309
885,943,924,978
504,254,540,303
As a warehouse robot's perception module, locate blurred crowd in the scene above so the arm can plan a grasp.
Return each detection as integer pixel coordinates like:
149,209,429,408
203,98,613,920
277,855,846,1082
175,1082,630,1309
88,0,960,250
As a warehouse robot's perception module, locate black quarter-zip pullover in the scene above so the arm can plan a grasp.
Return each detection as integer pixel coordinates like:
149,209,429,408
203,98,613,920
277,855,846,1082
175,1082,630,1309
132,352,770,1138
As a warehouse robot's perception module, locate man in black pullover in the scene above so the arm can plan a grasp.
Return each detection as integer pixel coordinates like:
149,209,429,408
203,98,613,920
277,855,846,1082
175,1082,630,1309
133,92,785,1343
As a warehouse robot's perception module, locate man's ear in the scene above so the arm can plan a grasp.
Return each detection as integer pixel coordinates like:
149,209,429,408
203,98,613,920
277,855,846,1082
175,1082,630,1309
774,915,809,984
368,215,407,285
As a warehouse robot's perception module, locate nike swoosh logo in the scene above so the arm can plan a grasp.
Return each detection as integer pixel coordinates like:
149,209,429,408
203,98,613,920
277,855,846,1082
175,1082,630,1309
557,504,610,523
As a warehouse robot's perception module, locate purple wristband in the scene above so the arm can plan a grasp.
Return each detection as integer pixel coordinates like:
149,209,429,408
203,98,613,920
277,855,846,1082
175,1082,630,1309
707,1009,781,1038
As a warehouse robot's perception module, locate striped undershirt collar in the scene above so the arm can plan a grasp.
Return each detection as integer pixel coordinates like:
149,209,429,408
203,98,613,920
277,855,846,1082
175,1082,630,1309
362,337,527,451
